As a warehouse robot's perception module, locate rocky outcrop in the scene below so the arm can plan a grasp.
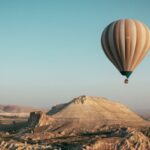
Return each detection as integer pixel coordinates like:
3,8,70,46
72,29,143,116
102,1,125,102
46,96,147,134
119,130,150,150
24,95,149,135
28,111,54,128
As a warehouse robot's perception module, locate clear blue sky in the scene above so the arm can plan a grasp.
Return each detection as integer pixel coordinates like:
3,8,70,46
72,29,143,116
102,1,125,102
0,0,150,110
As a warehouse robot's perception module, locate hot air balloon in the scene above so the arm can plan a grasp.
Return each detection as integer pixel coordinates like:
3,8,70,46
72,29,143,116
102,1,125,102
101,19,150,84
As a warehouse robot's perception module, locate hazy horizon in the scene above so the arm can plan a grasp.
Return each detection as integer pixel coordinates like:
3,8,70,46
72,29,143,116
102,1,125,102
0,0,150,110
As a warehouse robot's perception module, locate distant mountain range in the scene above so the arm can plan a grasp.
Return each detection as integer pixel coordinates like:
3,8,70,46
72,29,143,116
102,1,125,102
0,104,47,116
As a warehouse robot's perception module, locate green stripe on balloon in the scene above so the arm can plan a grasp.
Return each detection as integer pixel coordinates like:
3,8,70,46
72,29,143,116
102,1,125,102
120,71,132,78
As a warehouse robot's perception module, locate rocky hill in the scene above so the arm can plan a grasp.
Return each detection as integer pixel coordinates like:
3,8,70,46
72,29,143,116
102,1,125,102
0,95,149,150
48,95,145,127
25,95,148,135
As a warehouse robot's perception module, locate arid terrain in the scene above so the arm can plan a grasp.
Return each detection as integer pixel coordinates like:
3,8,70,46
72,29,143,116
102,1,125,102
0,95,150,150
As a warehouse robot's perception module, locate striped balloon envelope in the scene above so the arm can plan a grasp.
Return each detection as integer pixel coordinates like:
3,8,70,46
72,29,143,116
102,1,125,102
101,19,150,83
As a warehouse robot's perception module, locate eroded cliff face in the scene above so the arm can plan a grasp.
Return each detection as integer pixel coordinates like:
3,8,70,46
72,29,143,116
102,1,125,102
28,111,54,128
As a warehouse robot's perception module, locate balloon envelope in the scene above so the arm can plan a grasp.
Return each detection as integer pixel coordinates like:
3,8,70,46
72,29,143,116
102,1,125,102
101,19,150,79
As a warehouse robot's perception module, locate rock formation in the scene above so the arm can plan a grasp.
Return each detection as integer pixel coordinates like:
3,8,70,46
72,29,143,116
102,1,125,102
0,95,149,150
28,111,54,128
47,95,146,133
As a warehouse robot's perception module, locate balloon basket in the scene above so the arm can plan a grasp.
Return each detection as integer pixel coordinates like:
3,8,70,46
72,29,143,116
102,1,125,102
124,79,128,84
